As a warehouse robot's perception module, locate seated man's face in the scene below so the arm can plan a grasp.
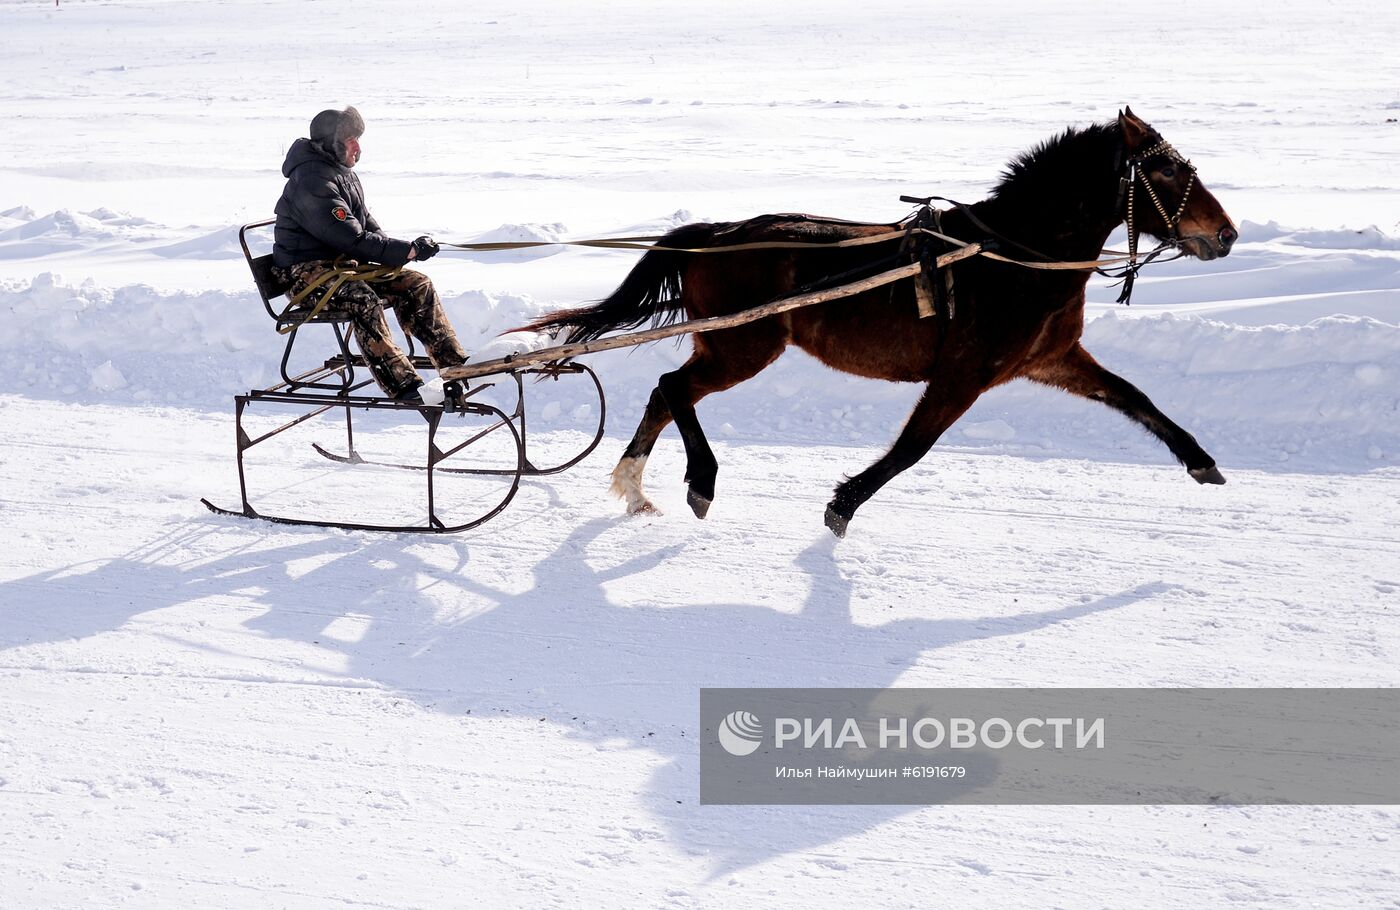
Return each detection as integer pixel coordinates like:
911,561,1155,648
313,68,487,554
343,137,362,168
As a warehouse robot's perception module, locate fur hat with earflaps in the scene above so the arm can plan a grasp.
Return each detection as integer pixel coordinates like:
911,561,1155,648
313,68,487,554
309,105,365,166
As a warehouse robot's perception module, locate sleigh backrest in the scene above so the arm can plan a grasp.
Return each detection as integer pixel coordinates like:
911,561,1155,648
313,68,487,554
239,219,356,330
239,219,291,322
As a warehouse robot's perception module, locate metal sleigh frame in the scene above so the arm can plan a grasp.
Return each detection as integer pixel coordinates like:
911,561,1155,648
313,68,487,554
200,221,606,533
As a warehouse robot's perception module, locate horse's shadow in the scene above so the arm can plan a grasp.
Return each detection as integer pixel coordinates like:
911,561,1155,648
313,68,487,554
1,514,1167,874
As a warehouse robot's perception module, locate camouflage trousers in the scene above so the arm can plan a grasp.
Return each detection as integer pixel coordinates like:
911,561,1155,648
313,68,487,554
272,260,467,397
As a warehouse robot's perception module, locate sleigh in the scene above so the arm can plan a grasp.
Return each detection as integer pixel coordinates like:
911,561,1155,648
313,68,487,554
199,219,606,533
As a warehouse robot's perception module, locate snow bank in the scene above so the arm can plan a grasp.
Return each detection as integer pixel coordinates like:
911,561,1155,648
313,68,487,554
2,271,1395,473
151,225,247,260
994,312,1400,471
1241,220,1400,252
0,194,1395,475
0,208,163,259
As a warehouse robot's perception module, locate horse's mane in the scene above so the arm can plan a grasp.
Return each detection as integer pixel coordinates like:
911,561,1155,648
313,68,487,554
989,122,1123,208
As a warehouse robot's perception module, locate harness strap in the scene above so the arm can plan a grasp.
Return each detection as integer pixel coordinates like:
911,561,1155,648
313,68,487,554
916,210,941,318
895,206,940,319
914,228,1140,271
931,211,957,319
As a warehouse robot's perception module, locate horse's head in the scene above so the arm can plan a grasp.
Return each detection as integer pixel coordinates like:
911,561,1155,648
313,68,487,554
1118,108,1237,260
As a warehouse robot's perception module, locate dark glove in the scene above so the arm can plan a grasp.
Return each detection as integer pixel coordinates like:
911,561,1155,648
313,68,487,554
411,235,439,262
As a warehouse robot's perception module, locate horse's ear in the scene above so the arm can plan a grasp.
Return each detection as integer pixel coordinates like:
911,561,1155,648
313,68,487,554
1118,107,1151,147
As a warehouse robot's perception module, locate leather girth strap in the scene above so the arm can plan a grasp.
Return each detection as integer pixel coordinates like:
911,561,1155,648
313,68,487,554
900,206,957,320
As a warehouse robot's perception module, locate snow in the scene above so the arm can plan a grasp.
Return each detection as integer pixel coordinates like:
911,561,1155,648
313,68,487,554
1,0,1399,907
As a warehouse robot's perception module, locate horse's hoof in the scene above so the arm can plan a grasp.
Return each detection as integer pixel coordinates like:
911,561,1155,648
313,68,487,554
626,500,659,516
824,505,849,539
1190,466,1227,485
687,489,711,520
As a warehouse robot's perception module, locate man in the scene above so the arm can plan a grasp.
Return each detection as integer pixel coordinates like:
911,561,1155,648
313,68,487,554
272,105,465,404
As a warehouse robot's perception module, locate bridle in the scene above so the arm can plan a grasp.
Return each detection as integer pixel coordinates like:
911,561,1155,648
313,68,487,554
1113,136,1197,303
897,131,1210,307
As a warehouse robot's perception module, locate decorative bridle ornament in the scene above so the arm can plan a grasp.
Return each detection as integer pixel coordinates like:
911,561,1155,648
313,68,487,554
1115,137,1197,303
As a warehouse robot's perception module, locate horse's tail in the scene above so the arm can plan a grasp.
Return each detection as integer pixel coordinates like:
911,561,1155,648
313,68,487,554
517,223,717,343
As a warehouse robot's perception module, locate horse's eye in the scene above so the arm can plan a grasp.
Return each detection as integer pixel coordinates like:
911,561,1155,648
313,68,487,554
1161,166,1176,178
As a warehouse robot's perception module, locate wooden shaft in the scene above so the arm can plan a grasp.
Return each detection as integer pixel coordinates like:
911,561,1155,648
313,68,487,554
441,243,982,382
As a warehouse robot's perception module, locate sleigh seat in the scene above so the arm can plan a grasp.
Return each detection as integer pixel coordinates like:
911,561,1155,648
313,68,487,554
239,218,428,393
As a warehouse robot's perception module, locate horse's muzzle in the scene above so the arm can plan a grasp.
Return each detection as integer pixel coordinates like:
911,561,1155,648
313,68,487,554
1184,225,1236,260
1217,224,1238,255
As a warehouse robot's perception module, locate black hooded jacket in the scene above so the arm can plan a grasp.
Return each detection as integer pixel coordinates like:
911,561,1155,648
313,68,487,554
272,138,413,268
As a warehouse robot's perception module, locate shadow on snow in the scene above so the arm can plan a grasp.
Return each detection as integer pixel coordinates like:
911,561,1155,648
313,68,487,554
0,513,1168,876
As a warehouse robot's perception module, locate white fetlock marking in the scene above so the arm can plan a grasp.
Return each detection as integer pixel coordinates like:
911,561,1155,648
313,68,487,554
610,456,655,514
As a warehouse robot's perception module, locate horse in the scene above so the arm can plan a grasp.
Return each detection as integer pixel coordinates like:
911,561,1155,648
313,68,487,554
524,108,1238,538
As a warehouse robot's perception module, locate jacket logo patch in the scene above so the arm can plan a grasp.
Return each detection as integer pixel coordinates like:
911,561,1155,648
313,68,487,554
331,206,348,222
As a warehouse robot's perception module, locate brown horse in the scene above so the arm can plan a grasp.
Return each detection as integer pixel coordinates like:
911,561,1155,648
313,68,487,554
526,109,1238,537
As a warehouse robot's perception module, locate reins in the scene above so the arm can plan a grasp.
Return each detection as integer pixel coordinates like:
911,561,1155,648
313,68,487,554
438,218,1149,273
902,192,1185,296
278,257,403,334
284,141,1203,330
440,231,909,254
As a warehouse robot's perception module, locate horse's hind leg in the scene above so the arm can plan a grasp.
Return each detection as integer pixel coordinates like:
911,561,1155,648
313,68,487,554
611,386,672,514
659,363,720,519
1028,343,1225,484
650,329,785,519
825,383,982,538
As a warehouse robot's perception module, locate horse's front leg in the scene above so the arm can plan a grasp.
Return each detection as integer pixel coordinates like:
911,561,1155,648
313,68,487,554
826,383,981,538
1028,343,1225,484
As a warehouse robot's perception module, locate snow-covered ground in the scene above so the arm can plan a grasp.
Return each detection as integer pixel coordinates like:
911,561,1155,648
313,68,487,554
1,1,1398,907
